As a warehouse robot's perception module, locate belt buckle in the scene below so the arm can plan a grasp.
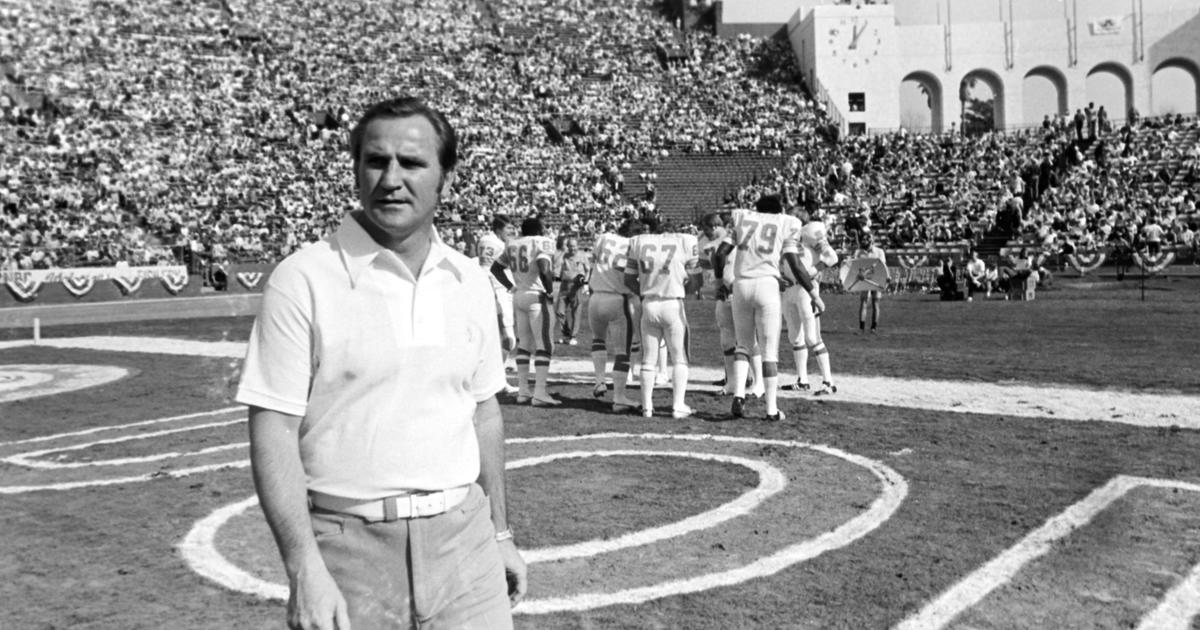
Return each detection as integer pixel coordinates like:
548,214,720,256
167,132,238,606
410,492,445,518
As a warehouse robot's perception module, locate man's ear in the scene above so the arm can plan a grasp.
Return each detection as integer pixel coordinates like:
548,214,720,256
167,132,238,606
439,170,457,198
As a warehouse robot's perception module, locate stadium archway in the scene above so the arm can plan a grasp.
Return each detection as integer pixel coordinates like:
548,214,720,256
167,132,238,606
1085,62,1134,120
1151,58,1200,116
900,71,944,134
959,69,1006,134
1022,66,1068,126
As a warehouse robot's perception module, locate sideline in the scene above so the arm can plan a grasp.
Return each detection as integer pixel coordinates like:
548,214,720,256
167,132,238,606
3,335,1199,429
0,294,261,330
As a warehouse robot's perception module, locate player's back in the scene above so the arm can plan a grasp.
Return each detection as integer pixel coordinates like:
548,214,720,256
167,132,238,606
628,232,698,299
500,235,554,293
729,209,801,280
589,232,633,295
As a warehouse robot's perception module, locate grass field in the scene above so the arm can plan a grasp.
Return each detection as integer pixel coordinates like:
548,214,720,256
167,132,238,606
2,277,1199,629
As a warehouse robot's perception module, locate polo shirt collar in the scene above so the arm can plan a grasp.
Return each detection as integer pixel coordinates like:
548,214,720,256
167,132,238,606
335,214,465,287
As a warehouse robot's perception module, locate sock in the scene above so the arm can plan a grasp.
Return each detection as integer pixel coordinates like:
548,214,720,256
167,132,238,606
534,352,551,398
814,344,832,383
733,355,750,397
764,361,779,415
590,345,606,388
722,348,735,388
751,353,764,391
672,363,688,409
515,351,531,396
641,367,656,411
613,357,631,401
794,344,809,384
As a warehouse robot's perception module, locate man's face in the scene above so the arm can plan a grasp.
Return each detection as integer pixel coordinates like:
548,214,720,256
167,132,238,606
566,239,578,255
499,223,517,242
355,115,453,243
702,218,722,239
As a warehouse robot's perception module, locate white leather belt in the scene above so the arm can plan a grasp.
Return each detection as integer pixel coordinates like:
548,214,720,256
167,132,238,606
309,486,471,522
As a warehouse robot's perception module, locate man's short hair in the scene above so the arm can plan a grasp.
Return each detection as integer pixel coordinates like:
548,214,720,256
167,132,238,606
491,214,512,233
520,216,544,237
755,194,783,215
348,96,458,172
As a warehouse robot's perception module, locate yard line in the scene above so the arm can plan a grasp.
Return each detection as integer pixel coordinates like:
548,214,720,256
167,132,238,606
894,476,1138,630
895,476,1200,630
0,406,244,447
1137,560,1200,630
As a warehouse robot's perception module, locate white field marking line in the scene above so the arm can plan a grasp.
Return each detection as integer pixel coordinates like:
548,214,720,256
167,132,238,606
3,419,244,469
0,364,131,403
0,369,53,391
178,433,908,614
0,406,244,447
8,336,1200,428
0,335,248,357
1137,558,1200,630
177,495,286,600
512,450,787,564
0,459,251,494
895,475,1200,630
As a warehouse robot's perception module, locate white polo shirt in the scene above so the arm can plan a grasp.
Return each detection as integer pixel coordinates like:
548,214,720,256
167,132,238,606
236,215,506,500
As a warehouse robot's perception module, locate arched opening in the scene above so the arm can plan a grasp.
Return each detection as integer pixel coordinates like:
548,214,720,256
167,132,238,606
1151,58,1199,117
959,69,1005,134
1022,66,1068,128
1085,62,1133,121
900,71,943,134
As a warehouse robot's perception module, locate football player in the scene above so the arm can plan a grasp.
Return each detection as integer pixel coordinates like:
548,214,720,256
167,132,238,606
624,216,702,419
587,219,643,412
475,214,519,394
782,204,839,395
491,216,560,406
699,212,763,396
713,195,823,422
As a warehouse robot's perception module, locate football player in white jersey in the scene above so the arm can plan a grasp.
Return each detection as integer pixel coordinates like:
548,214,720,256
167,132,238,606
713,195,823,422
475,214,519,394
587,218,643,412
782,205,839,395
491,216,560,406
699,212,763,396
624,216,702,419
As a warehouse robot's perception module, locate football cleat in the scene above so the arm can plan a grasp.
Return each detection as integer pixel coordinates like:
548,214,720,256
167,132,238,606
502,384,521,396
641,407,654,419
710,377,727,387
671,404,693,420
592,383,607,398
612,399,640,413
782,380,810,392
815,381,837,396
764,409,786,422
730,396,746,419
515,394,533,405
530,395,562,407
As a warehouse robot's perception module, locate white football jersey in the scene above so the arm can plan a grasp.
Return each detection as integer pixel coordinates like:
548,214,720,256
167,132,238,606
497,235,554,293
626,233,699,299
588,232,633,295
724,208,801,280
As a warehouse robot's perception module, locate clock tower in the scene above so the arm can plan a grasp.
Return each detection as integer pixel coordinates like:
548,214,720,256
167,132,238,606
793,3,901,134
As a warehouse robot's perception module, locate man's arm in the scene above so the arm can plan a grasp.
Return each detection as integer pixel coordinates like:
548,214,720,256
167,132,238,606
712,241,733,299
249,407,350,630
473,396,527,606
783,252,825,315
489,261,514,292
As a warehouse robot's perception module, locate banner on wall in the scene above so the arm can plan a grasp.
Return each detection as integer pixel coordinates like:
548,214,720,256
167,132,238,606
1089,17,1123,36
1,266,198,306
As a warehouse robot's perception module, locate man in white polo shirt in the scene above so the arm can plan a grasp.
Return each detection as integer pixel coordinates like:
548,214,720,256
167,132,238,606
237,97,526,630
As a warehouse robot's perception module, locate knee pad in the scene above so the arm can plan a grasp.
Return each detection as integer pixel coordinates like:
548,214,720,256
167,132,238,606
808,342,827,356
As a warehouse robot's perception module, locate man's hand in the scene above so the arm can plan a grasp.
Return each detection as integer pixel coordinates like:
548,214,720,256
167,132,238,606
715,284,730,301
287,555,351,630
810,293,826,317
777,276,793,292
498,540,528,607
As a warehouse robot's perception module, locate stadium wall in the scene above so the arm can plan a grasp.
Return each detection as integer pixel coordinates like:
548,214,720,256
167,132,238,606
0,267,198,307
738,0,1200,134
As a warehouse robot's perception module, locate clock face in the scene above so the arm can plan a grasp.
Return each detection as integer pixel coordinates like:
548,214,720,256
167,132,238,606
827,17,883,68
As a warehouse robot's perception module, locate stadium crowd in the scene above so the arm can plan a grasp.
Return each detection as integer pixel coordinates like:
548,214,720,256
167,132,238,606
1,0,1197,277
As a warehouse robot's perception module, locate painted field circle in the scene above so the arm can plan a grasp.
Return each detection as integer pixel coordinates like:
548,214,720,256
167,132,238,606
178,433,907,614
0,364,131,403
